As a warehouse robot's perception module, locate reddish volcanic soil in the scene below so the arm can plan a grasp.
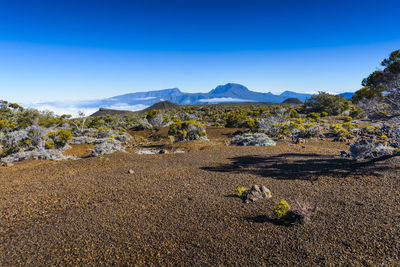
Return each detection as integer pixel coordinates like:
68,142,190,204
0,129,399,265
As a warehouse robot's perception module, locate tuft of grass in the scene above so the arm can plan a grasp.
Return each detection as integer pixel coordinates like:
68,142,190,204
236,186,248,198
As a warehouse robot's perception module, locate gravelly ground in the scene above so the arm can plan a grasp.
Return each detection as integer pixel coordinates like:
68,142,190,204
0,130,399,265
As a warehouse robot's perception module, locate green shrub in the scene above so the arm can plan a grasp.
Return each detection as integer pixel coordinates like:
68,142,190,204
304,92,350,115
349,106,363,118
47,129,72,147
342,122,358,131
57,130,72,143
362,125,380,133
225,110,248,128
306,112,321,121
45,140,55,149
330,124,350,137
343,116,353,122
243,118,256,129
236,187,248,198
18,139,32,147
273,199,290,217
0,147,15,158
16,109,40,129
289,108,299,118
168,120,207,141
146,109,161,119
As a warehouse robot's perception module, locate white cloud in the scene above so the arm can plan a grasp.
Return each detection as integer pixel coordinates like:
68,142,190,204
304,91,338,95
109,97,156,101
106,103,148,111
133,97,156,100
28,103,99,117
26,102,148,117
199,97,253,103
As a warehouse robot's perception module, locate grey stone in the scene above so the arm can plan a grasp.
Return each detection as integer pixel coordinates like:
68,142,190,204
231,133,276,146
244,184,272,203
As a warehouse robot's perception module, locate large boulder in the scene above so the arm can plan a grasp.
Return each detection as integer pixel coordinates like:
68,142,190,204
231,133,276,146
133,119,153,130
90,142,126,157
349,140,395,160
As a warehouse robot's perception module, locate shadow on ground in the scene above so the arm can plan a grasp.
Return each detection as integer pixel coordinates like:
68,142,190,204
201,153,399,180
246,215,292,226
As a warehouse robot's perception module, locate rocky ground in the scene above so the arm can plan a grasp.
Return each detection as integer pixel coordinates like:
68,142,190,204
0,128,399,265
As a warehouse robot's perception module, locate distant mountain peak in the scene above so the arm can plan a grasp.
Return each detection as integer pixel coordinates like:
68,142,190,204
209,83,250,95
151,88,182,94
279,90,311,98
45,83,326,116
164,88,181,92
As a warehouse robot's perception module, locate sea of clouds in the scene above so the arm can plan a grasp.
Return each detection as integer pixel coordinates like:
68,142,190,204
25,101,148,117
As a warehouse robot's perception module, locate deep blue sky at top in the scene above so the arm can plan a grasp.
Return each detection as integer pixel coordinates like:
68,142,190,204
0,0,400,102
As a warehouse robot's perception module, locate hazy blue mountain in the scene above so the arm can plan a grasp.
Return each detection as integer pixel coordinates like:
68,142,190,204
97,83,316,106
30,83,355,116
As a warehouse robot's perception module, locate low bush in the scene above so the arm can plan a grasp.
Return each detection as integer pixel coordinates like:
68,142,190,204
330,124,350,137
168,120,207,142
303,92,350,115
47,129,73,147
273,199,316,226
273,199,290,217
306,112,321,122
236,187,248,198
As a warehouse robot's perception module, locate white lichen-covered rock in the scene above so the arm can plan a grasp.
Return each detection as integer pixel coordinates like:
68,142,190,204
147,113,164,127
0,125,49,149
134,119,153,130
244,185,272,203
70,129,131,145
69,136,92,145
136,150,157,155
0,125,77,162
1,148,76,163
256,117,284,136
231,133,276,146
72,129,130,157
349,141,395,160
90,142,126,157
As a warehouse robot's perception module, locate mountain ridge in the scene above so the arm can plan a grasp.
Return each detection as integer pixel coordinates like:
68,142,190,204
99,83,335,107
31,83,355,116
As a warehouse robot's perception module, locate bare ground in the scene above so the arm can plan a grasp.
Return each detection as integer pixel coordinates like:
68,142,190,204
0,129,399,265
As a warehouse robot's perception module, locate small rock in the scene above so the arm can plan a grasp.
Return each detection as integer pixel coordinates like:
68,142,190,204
251,184,261,192
136,150,156,155
245,184,272,203
2,162,14,167
297,138,306,144
159,149,166,154
260,186,272,198
128,169,134,174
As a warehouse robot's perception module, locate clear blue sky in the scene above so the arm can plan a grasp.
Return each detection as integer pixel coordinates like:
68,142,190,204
1,0,400,102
